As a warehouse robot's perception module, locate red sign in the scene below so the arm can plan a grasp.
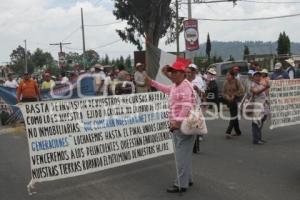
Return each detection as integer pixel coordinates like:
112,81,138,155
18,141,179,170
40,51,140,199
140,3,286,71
183,19,199,51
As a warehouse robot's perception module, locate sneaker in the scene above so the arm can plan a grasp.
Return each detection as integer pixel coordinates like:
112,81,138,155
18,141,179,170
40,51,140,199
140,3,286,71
225,134,232,139
166,185,187,193
253,141,264,145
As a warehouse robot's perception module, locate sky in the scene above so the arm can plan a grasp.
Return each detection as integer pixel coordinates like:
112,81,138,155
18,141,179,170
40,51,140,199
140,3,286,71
1,0,300,63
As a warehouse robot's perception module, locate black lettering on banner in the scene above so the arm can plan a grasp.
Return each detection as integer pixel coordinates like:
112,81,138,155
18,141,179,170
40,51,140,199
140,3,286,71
132,146,156,159
38,123,81,137
156,142,169,153
85,141,120,156
70,148,85,159
28,127,38,138
32,165,59,179
59,161,82,175
25,103,49,114
31,150,70,165
22,92,174,182
73,132,104,145
104,129,122,140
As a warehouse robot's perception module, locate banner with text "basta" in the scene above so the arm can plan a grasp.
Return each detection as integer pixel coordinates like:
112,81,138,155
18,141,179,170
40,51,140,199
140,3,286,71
18,92,173,182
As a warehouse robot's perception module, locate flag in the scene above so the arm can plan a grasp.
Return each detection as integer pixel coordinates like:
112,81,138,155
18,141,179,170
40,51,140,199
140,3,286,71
146,43,178,85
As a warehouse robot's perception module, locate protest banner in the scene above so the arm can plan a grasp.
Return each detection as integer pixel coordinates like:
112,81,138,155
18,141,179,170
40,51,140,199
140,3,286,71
269,79,300,129
18,92,173,183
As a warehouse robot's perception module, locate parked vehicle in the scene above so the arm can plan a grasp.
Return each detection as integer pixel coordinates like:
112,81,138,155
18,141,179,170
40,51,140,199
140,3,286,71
207,61,249,100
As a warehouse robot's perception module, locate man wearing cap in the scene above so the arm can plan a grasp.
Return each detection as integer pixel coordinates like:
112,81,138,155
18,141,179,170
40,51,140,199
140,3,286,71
271,62,289,80
232,66,241,80
17,72,40,102
205,68,219,112
144,58,197,193
134,63,148,93
285,58,296,79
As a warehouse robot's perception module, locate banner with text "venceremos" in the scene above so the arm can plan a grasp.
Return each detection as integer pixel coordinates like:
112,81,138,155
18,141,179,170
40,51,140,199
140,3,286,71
18,92,173,183
269,79,300,129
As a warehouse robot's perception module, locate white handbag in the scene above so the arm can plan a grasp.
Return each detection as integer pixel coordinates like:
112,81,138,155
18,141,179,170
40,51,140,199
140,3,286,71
180,83,208,135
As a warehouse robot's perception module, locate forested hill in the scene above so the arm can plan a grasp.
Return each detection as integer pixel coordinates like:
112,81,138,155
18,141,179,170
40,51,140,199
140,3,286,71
196,41,300,60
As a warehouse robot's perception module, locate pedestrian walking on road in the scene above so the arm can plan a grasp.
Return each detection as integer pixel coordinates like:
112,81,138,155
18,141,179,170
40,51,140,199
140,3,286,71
250,71,270,145
223,71,244,139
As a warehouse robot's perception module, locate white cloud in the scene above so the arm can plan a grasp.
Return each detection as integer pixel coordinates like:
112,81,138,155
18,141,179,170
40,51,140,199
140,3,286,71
1,0,300,63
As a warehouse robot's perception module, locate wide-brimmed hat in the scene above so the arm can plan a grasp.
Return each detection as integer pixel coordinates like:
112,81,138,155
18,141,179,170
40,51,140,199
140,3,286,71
167,57,191,72
136,62,143,68
261,69,268,74
94,64,104,70
274,62,282,70
188,63,198,70
207,68,217,75
285,58,295,67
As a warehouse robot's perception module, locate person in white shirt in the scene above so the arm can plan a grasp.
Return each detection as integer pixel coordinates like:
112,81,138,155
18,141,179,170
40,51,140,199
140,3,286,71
188,64,206,96
60,72,69,84
285,58,296,79
94,64,106,95
134,63,148,93
4,74,19,88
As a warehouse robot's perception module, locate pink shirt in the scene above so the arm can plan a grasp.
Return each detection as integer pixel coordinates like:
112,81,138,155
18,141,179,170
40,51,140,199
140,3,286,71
150,79,195,123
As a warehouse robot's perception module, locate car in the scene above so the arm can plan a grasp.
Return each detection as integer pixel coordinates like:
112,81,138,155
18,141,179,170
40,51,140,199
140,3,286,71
207,61,249,100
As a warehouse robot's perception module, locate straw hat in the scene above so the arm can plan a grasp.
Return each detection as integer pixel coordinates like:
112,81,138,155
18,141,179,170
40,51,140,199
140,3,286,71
285,58,295,67
207,68,217,75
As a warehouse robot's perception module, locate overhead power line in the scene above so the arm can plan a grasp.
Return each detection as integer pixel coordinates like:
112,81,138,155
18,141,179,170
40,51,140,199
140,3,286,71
64,39,122,51
62,26,81,42
92,39,122,49
190,12,300,21
241,0,300,4
85,21,123,27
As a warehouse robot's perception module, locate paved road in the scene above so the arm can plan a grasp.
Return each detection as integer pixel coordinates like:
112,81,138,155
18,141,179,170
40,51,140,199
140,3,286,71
1,118,300,200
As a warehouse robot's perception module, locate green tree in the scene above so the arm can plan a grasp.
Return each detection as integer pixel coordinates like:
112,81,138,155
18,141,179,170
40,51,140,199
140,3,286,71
113,0,177,49
228,55,235,61
32,48,54,68
217,56,223,62
125,55,132,70
10,45,34,74
243,45,250,60
84,49,99,67
277,31,291,55
206,33,211,61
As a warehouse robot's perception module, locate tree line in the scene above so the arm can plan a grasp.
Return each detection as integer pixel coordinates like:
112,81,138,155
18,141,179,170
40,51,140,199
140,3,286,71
7,46,132,76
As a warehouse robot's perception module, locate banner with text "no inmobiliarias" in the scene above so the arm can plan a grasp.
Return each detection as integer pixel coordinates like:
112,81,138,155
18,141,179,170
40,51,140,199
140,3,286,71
18,92,173,182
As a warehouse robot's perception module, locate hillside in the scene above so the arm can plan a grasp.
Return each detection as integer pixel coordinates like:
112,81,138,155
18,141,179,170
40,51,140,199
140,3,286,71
196,41,300,60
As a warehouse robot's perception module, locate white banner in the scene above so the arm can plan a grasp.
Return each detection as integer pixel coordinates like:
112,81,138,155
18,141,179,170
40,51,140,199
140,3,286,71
270,79,300,129
18,92,173,182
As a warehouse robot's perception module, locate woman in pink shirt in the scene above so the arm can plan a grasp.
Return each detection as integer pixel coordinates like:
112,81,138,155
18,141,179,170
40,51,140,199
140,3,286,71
144,58,196,193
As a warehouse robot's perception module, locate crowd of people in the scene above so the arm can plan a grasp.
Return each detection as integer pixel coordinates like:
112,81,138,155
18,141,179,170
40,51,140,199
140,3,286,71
0,57,298,194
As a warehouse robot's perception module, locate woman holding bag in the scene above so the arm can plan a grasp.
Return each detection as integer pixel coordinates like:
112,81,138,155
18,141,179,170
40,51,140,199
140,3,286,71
144,58,198,193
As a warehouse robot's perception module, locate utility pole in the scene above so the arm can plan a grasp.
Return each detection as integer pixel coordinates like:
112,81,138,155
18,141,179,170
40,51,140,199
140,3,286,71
50,42,71,68
175,0,180,56
188,0,192,19
49,42,71,53
81,8,87,68
24,40,28,73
